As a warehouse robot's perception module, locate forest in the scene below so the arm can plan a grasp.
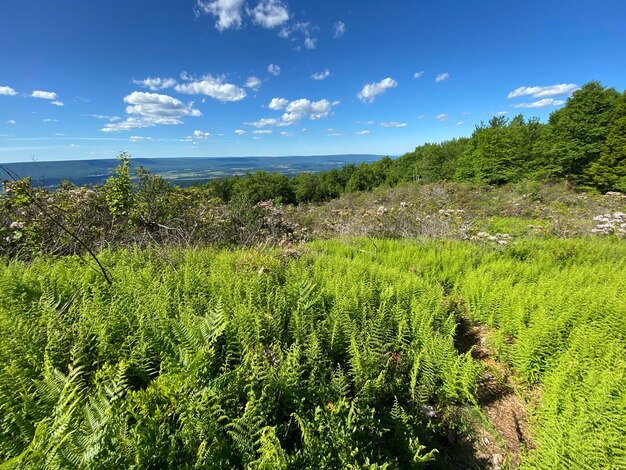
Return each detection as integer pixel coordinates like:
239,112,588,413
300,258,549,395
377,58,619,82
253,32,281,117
0,81,625,469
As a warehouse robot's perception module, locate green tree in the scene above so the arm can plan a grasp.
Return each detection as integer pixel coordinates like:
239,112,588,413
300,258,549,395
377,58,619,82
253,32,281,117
586,90,626,192
544,81,619,181
104,152,133,218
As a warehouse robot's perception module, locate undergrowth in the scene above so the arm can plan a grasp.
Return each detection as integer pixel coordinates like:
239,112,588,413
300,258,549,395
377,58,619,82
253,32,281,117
0,238,624,469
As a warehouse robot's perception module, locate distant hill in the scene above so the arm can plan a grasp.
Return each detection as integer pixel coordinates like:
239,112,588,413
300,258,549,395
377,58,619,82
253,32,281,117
0,154,383,188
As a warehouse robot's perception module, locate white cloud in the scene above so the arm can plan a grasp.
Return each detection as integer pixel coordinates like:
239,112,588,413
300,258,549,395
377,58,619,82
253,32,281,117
494,111,508,116
278,22,318,50
457,121,464,126
267,64,281,76
436,113,448,122
333,21,346,38
285,98,335,120
356,130,370,135
507,83,578,99
328,132,341,137
0,86,18,96
191,130,212,139
195,0,245,31
268,97,288,110
280,131,292,136
513,98,566,108
413,71,424,79
43,119,58,122
311,69,330,80
248,0,289,28
355,120,375,125
175,75,246,102
51,101,64,107
418,114,425,120
304,36,316,49
248,98,338,127
245,76,262,91
133,77,177,91
244,118,282,128
435,72,449,83
234,129,246,135
102,91,201,132
129,136,153,142
32,90,58,100
6,120,16,125
253,129,273,134
357,77,398,103
380,121,407,128
87,114,121,122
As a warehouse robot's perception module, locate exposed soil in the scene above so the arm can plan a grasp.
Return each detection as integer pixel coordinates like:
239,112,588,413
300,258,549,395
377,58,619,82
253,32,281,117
443,316,535,469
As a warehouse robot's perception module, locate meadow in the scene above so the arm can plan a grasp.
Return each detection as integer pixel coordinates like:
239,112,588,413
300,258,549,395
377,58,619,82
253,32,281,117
1,237,624,469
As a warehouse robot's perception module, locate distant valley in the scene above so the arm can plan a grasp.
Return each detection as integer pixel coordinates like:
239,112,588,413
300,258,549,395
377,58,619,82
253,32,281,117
1,154,383,187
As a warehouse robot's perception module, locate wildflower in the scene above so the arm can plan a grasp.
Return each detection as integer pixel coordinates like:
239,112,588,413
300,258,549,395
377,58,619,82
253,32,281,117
9,221,25,230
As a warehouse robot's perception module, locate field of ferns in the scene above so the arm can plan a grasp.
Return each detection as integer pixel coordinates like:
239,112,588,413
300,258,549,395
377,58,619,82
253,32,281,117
1,236,625,469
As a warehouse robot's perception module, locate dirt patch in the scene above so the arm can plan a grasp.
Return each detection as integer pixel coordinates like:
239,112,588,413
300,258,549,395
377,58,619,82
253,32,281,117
449,317,535,469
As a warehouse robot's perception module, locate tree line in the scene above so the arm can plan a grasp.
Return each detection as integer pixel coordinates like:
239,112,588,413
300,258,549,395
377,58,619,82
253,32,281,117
204,81,626,204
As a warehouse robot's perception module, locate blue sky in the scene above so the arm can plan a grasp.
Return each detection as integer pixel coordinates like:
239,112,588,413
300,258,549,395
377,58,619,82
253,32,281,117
1,0,625,163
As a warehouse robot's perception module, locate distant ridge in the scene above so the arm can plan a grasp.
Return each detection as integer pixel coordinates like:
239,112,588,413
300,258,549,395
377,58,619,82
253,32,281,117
1,154,383,188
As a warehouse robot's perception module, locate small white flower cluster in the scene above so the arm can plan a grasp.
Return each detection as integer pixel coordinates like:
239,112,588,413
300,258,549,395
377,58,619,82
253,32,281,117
376,206,388,216
438,208,465,218
592,212,626,235
9,221,25,230
471,231,512,245
606,191,626,198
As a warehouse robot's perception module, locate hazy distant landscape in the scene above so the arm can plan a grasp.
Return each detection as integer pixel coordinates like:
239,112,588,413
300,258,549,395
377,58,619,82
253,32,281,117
1,154,383,188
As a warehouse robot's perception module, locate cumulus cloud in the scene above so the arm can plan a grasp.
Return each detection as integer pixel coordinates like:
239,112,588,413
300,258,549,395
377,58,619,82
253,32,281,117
379,122,407,128
253,129,273,134
234,129,246,135
513,98,566,108
0,86,18,96
333,21,346,38
436,114,448,122
133,77,177,91
32,90,58,100
175,75,246,101
311,69,330,81
356,130,370,135
267,64,281,76
102,91,201,132
413,71,425,79
357,77,398,103
245,76,262,91
51,101,64,106
280,131,292,136
191,130,212,139
284,98,336,120
435,72,449,83
268,97,288,110
507,83,578,99
6,120,16,125
248,0,289,28
43,119,58,122
247,98,339,127
195,0,245,30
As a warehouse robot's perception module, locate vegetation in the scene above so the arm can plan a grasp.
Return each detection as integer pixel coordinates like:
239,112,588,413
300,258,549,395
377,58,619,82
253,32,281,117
0,239,624,468
1,79,626,468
